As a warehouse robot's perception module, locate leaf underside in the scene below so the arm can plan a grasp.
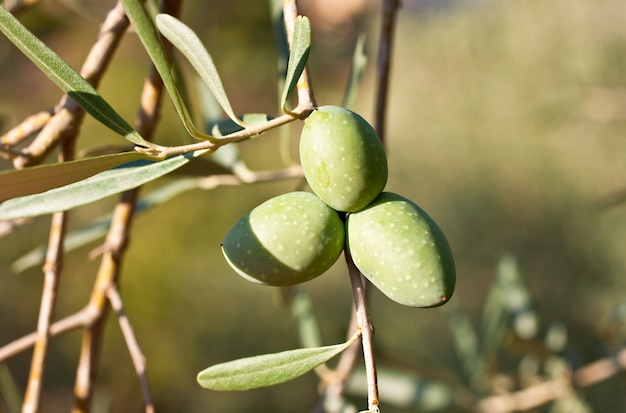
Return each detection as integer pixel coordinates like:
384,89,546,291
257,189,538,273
0,152,148,203
197,336,358,391
0,154,193,220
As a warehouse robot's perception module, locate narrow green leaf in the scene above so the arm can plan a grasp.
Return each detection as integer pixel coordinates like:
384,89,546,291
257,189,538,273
156,14,243,127
0,152,148,202
12,177,199,273
0,7,152,148
280,15,311,113
197,334,358,391
119,0,209,140
0,154,193,220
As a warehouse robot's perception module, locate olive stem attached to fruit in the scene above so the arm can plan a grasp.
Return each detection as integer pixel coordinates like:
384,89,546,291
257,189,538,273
345,249,380,413
136,113,299,158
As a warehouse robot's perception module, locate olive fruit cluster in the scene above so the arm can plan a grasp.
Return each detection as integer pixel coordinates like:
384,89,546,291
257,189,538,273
222,106,456,308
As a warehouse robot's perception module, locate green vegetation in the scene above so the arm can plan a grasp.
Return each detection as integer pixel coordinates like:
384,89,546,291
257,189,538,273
1,0,626,412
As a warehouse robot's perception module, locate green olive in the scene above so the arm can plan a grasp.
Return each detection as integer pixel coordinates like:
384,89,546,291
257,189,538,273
346,192,456,307
222,192,345,286
299,106,388,212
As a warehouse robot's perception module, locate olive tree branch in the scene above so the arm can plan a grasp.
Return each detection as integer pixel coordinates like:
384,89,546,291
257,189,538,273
476,349,626,413
105,284,154,413
0,110,52,159
345,248,380,413
0,307,100,363
136,112,299,158
21,141,73,413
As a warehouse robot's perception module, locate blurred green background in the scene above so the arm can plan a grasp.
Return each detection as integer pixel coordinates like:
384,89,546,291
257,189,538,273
2,0,626,412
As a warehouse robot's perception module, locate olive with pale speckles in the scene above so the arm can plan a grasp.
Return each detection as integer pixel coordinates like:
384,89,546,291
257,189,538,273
346,192,455,307
222,192,345,286
299,106,388,212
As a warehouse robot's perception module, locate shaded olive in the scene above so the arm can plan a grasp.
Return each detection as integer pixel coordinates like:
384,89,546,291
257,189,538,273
222,192,345,286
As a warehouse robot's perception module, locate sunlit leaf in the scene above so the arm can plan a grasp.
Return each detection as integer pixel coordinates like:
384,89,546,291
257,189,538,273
0,6,152,148
197,334,358,391
0,154,194,220
280,15,311,113
156,14,243,127
119,0,209,140
0,152,148,203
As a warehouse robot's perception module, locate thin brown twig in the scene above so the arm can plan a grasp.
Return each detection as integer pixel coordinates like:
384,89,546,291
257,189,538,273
476,347,626,413
72,190,138,413
0,307,100,363
344,249,379,413
21,215,65,413
374,0,401,143
106,284,154,413
0,110,52,151
138,112,299,158
21,122,76,413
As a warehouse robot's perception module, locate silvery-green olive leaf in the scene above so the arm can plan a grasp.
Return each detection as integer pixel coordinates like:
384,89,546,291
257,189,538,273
347,192,456,307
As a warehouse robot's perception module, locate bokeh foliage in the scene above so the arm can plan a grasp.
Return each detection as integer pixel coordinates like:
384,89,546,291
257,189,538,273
1,0,626,412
